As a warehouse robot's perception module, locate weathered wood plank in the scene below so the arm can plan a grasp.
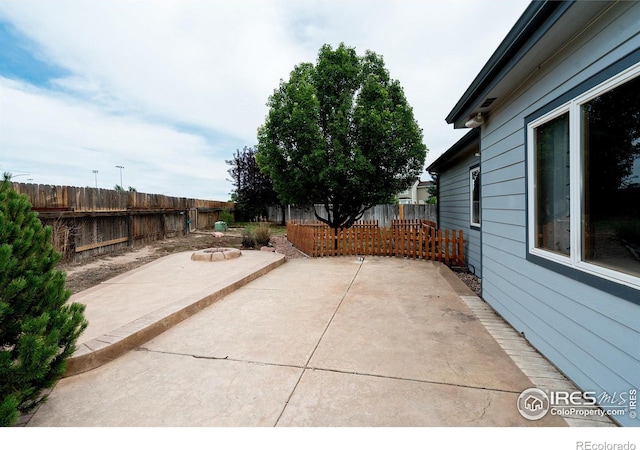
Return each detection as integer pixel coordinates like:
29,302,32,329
75,237,129,252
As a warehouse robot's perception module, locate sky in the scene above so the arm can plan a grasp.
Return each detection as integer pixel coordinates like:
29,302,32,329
0,0,531,201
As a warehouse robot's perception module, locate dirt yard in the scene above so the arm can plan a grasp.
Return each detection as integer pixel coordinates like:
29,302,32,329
58,229,305,294
58,228,481,297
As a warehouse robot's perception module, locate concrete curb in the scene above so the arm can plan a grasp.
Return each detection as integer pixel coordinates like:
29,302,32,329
64,254,286,377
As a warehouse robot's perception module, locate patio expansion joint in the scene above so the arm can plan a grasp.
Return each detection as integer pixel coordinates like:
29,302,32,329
136,346,309,370
302,365,524,395
136,347,523,397
273,257,367,427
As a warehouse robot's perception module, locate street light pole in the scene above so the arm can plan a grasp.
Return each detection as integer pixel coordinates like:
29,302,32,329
115,165,124,188
92,170,98,189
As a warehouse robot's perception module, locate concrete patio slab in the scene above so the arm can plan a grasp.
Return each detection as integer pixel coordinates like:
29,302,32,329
308,260,531,392
28,350,302,427
28,256,572,426
277,369,556,427
143,286,345,367
65,250,285,376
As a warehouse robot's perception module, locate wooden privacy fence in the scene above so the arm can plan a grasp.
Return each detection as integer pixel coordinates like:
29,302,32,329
286,220,465,266
269,203,437,228
11,182,234,261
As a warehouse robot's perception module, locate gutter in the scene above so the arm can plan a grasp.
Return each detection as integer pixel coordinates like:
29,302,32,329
426,128,480,173
446,0,574,128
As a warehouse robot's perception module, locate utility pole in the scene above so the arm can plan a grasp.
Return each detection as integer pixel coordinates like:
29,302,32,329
115,165,124,188
92,170,98,189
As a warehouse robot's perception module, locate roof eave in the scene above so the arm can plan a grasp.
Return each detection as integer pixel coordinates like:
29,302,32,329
446,0,574,128
426,128,480,173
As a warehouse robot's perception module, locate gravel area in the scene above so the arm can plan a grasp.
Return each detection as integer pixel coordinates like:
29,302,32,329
269,235,308,259
455,271,482,297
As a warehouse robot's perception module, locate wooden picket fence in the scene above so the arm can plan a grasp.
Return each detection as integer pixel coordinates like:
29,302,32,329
286,219,465,266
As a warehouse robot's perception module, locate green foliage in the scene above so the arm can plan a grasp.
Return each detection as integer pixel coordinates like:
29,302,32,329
256,43,427,229
115,185,136,192
219,209,234,225
0,174,88,426
226,146,280,221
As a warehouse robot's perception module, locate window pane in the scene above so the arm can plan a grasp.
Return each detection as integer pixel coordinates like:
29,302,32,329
471,168,480,226
582,75,640,277
535,112,570,255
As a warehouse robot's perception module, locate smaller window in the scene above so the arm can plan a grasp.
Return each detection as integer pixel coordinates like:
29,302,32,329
470,166,481,227
533,111,570,257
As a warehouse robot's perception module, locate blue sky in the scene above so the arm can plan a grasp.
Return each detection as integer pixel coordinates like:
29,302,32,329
0,21,69,86
0,0,530,201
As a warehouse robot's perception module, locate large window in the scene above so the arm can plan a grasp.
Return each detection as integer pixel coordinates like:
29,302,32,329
528,63,640,289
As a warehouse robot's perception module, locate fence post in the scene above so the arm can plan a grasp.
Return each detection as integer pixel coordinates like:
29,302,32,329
457,230,464,266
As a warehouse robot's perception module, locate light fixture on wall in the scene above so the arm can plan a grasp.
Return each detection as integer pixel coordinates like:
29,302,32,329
465,113,484,128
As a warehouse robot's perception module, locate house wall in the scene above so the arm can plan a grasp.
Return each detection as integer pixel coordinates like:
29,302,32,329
438,149,481,277
416,185,430,204
479,2,640,426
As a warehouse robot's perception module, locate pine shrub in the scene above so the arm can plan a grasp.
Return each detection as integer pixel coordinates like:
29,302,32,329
0,174,88,426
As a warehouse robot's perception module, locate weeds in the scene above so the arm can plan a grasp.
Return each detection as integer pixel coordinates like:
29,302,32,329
241,229,256,248
241,221,272,248
254,221,272,247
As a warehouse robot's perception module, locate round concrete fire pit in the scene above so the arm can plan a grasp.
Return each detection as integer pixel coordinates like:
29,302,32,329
191,247,242,262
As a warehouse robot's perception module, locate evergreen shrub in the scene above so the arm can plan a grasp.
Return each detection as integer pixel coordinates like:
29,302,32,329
0,174,87,426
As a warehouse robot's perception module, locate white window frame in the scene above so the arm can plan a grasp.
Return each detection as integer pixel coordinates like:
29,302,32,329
527,61,640,290
470,166,480,227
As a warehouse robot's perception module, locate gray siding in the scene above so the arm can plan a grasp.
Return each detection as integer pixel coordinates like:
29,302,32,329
479,2,640,426
438,151,481,277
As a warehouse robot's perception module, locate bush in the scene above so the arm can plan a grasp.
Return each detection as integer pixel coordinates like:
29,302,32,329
254,222,272,247
219,209,234,225
241,229,255,248
0,174,87,426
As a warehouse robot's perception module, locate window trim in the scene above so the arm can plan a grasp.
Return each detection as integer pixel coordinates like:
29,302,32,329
470,165,481,228
527,103,572,266
526,59,640,295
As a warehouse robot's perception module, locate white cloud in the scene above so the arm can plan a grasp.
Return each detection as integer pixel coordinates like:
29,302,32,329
0,0,530,199
1,77,231,198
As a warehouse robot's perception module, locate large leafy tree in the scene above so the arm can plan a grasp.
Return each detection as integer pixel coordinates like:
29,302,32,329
0,174,87,426
226,146,281,222
256,43,427,229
